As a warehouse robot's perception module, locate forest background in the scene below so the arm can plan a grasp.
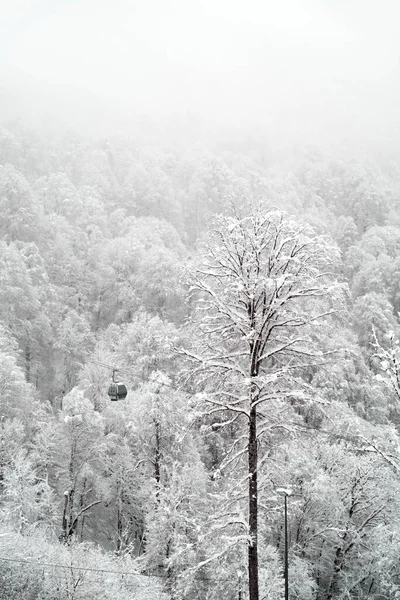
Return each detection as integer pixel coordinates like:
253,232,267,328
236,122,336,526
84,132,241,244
2,1,400,598
1,119,400,600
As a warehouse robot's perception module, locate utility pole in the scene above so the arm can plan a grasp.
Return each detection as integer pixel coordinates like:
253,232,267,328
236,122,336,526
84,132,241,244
284,493,288,600
277,488,292,600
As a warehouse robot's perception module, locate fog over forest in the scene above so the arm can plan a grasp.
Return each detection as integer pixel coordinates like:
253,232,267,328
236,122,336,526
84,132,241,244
2,0,400,151
2,2,400,600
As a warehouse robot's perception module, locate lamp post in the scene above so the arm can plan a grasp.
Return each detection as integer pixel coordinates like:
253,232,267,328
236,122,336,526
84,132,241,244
276,488,292,600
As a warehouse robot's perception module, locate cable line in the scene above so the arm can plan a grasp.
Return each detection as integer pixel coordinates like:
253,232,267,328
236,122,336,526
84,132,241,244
0,555,141,576
0,556,231,582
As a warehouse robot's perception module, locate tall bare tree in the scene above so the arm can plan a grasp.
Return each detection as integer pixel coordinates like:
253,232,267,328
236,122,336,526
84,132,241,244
184,207,339,600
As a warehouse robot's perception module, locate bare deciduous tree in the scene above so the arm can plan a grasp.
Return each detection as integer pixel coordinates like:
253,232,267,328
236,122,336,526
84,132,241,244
183,207,339,600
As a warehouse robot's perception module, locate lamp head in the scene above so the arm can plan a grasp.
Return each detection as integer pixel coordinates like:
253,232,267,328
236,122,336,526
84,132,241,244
276,487,293,496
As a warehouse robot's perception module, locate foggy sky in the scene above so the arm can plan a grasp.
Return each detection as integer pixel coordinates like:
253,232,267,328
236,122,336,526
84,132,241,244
1,0,400,149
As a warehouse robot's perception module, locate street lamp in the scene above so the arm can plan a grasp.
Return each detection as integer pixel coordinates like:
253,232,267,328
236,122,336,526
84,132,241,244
276,488,292,600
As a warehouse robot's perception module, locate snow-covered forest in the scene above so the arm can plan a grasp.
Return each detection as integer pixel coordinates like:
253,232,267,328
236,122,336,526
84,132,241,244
2,1,400,598
1,120,400,599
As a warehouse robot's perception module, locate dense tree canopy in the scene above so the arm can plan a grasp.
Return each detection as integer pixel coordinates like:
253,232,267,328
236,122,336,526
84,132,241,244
0,122,400,599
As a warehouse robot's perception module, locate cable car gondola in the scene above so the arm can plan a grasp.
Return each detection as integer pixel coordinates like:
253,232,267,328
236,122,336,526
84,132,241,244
107,370,128,401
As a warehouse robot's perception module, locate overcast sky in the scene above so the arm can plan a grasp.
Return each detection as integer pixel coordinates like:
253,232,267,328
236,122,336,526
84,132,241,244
1,0,400,147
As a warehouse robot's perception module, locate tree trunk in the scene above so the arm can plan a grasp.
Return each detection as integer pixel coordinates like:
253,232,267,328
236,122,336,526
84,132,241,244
248,401,259,600
80,477,87,541
62,491,69,540
154,419,161,486
25,345,31,383
116,478,122,552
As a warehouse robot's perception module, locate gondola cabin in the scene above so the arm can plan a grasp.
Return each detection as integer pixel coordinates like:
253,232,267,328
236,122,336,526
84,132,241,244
108,382,128,401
